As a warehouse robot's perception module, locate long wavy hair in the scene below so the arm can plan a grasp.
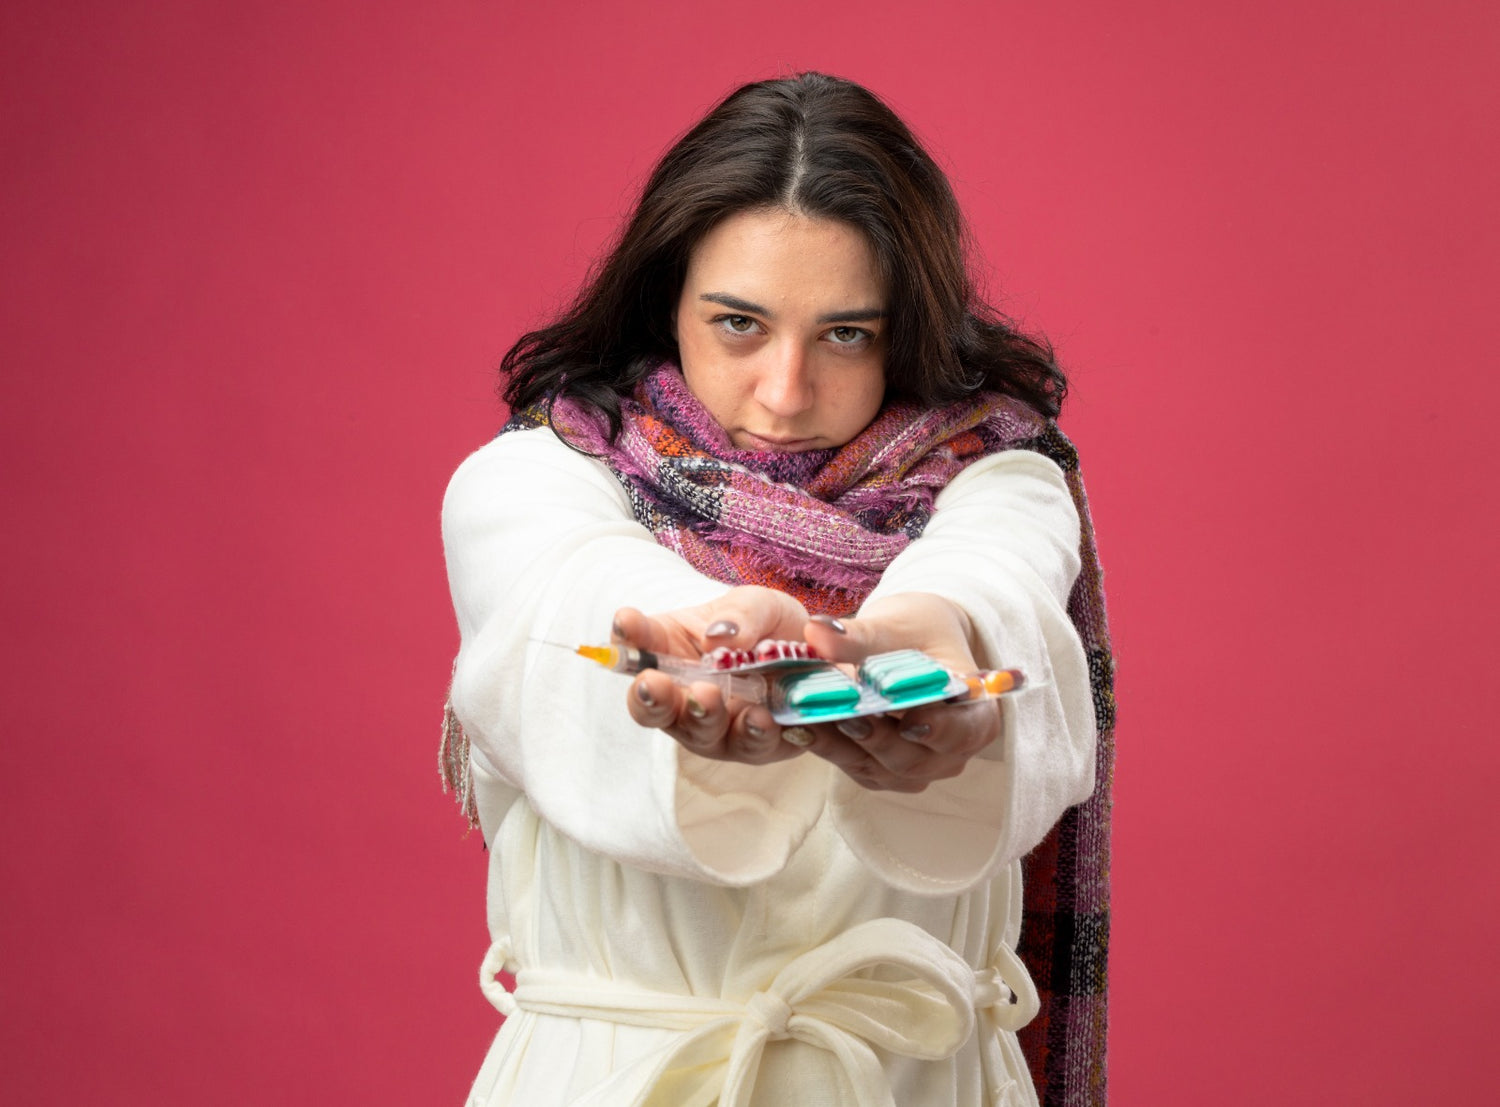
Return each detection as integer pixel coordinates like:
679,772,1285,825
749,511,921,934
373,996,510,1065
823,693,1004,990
502,72,1066,436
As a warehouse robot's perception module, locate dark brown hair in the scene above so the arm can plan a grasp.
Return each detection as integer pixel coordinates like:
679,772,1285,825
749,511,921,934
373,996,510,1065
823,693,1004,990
502,72,1066,433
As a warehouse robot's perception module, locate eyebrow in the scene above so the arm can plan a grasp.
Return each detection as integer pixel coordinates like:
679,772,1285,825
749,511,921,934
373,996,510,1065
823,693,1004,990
699,292,888,325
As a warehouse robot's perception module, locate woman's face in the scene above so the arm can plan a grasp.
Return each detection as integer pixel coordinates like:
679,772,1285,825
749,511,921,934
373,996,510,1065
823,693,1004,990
674,208,888,451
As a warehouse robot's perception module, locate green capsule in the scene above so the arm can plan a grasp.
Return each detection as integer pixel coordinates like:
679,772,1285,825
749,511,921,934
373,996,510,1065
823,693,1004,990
782,669,862,711
859,649,951,698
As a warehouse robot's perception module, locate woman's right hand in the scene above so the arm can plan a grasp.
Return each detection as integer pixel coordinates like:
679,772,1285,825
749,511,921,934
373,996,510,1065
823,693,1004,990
614,586,811,766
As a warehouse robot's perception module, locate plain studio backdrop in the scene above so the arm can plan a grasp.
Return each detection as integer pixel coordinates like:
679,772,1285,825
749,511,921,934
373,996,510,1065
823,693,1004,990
2,1,1496,1103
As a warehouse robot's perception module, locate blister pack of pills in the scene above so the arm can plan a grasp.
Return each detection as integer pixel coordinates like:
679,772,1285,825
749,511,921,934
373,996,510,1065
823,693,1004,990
704,642,1024,726
563,637,1027,728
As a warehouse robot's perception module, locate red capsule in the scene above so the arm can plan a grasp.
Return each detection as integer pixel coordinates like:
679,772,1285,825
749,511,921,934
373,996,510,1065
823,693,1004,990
703,646,755,670
754,639,815,662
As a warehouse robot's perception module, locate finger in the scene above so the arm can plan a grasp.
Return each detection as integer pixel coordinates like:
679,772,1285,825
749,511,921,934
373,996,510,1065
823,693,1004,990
610,606,640,643
825,714,939,777
831,740,955,792
804,594,974,670
611,606,672,654
626,671,726,737
814,712,986,789
625,669,682,729
816,732,933,793
799,726,869,773
894,699,1002,758
693,586,808,651
837,754,891,790
803,611,892,665
723,704,793,763
669,680,734,756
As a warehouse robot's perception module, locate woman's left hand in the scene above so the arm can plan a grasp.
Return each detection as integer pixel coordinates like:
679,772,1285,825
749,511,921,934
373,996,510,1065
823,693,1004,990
799,593,1004,793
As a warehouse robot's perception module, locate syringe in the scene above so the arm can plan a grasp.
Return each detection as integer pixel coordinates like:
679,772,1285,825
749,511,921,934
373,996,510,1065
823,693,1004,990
571,643,770,702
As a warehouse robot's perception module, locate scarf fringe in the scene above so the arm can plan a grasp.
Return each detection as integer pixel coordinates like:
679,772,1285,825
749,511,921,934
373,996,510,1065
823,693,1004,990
439,676,479,833
708,529,884,597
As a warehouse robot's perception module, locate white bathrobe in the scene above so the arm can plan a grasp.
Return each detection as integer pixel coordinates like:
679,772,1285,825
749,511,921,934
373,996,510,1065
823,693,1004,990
443,426,1096,1106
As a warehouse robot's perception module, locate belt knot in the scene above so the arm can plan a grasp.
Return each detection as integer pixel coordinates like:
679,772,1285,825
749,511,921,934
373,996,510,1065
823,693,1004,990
743,990,793,1040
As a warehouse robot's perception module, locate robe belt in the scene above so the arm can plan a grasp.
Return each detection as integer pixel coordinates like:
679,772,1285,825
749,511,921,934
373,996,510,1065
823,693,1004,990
479,917,1039,1107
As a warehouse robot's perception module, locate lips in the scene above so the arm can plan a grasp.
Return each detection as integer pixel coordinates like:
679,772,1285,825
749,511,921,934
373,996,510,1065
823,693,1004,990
736,431,818,452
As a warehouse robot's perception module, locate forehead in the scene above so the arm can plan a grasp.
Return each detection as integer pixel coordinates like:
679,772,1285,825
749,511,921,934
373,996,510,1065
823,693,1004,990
683,209,886,306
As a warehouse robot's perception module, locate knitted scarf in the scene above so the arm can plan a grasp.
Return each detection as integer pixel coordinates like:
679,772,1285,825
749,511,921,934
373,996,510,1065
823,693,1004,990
441,365,1116,1105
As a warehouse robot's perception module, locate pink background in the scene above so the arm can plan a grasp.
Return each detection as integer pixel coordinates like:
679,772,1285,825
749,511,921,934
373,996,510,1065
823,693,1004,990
3,1,1496,1102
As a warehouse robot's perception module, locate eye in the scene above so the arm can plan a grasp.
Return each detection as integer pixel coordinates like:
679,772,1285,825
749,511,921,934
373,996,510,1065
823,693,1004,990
827,326,873,346
714,314,758,334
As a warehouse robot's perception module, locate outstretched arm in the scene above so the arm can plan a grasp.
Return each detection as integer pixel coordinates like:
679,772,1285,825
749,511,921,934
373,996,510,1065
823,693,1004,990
818,450,1097,893
444,428,831,883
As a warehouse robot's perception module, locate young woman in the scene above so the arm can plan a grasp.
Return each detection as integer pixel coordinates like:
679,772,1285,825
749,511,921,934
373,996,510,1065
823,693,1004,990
442,72,1114,1107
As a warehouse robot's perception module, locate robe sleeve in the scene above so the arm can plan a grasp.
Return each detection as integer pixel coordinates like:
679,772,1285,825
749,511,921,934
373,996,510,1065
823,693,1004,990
442,427,830,885
829,449,1098,895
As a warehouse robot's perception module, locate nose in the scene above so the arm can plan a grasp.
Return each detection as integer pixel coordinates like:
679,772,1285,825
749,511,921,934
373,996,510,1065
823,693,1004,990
754,340,814,418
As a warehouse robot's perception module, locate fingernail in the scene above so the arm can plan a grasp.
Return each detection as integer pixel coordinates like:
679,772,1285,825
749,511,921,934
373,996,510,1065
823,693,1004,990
809,614,847,634
705,620,739,638
899,723,932,742
837,718,873,740
782,726,813,748
745,719,766,740
685,694,707,720
611,619,625,639
635,682,655,707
